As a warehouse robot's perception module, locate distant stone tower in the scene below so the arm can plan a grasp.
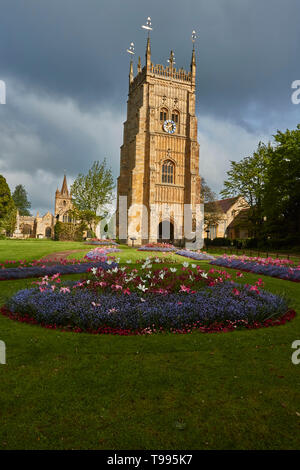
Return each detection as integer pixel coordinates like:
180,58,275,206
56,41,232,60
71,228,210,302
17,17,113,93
117,36,202,245
54,175,73,222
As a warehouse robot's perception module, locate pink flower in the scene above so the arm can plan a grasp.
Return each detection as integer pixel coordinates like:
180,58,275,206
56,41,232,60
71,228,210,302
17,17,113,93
113,284,123,290
249,285,260,294
232,288,240,296
180,285,190,293
60,287,70,293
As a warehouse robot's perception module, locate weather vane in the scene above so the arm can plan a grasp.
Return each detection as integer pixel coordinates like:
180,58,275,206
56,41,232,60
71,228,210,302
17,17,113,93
142,16,153,31
126,42,135,56
142,16,153,38
191,30,197,45
167,51,176,66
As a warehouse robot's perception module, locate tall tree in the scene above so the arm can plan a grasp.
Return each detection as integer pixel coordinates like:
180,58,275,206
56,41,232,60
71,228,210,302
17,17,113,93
220,142,271,238
201,177,223,229
0,175,16,235
12,184,31,216
264,125,300,241
71,160,115,231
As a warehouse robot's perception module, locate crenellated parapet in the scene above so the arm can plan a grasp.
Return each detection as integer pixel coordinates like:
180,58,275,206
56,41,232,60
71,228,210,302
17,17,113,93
149,63,191,82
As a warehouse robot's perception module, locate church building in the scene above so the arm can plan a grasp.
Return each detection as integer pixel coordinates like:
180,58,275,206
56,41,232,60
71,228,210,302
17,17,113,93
117,35,203,246
13,175,73,239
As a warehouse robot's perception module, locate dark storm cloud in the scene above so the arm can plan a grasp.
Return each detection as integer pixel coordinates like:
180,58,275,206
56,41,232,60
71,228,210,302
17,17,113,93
1,0,299,119
0,0,299,211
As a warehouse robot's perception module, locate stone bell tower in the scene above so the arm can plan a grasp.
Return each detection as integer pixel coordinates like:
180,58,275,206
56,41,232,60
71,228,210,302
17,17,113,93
54,174,73,222
117,36,202,246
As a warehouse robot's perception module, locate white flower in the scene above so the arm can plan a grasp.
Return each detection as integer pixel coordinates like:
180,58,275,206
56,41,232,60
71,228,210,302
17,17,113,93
126,259,132,264
155,258,160,263
159,273,165,280
183,262,189,268
137,284,148,292
91,267,97,275
115,258,120,263
191,264,197,269
86,280,91,285
120,267,126,271
201,272,208,279
111,267,119,273
170,267,177,273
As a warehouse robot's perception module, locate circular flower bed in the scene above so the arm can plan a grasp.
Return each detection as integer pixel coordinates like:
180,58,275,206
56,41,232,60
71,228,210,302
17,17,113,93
138,243,177,252
211,255,300,282
84,247,121,261
3,261,294,335
176,249,215,261
0,260,114,281
84,239,118,246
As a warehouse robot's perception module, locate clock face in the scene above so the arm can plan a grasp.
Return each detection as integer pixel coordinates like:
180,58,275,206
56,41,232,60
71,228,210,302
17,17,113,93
163,119,176,134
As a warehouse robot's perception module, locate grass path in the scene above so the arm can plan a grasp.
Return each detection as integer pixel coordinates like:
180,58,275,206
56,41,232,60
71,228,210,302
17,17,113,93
0,242,299,449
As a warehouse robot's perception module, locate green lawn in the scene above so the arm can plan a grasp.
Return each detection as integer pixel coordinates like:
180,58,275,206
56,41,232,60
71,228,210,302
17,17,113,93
0,241,299,450
0,239,87,264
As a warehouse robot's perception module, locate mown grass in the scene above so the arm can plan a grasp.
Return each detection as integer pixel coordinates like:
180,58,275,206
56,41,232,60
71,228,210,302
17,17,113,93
0,239,87,264
0,242,299,450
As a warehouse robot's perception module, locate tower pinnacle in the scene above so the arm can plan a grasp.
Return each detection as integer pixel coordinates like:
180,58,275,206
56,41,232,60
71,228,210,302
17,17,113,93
129,59,134,85
137,56,141,73
145,36,151,71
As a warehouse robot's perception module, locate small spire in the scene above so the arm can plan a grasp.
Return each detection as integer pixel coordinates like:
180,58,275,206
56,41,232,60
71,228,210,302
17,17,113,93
61,174,69,196
129,59,134,85
190,44,196,84
191,44,196,67
190,30,197,84
137,56,141,73
145,36,151,71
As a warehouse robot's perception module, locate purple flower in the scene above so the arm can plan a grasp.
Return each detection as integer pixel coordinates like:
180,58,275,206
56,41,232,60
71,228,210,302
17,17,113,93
8,281,288,331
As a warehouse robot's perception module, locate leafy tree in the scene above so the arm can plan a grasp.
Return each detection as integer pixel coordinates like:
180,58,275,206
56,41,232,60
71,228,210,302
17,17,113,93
220,142,271,238
0,175,16,235
12,184,31,216
71,160,115,231
263,125,300,242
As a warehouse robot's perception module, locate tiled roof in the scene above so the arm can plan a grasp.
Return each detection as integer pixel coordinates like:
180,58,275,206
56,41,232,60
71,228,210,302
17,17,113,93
227,208,250,228
205,196,240,214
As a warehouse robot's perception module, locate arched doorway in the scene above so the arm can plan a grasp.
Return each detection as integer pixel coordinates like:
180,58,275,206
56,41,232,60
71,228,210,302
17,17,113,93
45,227,52,238
158,220,174,242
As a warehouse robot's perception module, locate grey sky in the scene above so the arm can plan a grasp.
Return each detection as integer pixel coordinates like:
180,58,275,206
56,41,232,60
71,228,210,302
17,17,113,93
0,0,299,213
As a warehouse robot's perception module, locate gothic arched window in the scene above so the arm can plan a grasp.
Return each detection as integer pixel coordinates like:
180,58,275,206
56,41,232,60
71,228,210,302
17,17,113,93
162,160,175,184
171,110,179,124
160,108,168,121
63,211,74,223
